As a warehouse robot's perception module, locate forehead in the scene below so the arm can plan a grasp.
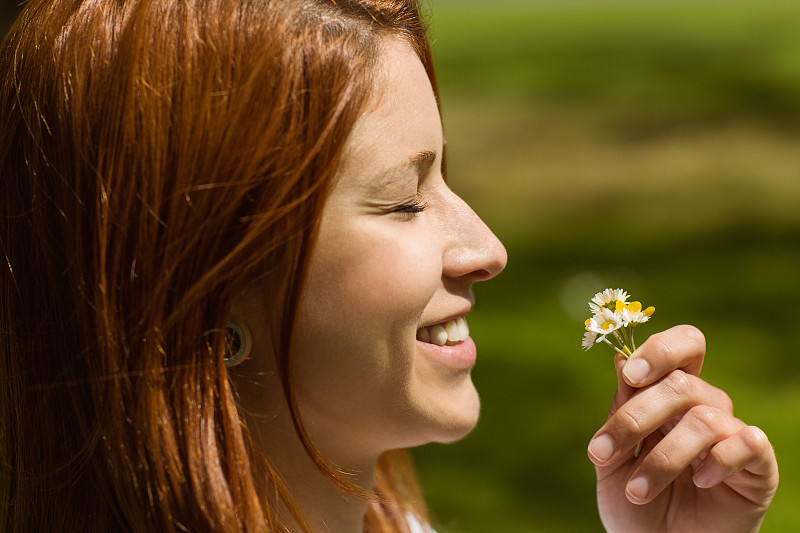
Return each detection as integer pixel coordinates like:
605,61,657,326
334,37,443,188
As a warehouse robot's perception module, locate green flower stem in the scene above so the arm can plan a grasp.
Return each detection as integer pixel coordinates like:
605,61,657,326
619,326,631,349
610,331,634,357
602,338,631,359
612,330,625,348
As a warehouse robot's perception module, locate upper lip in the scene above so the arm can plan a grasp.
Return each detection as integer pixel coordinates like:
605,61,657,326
418,304,473,329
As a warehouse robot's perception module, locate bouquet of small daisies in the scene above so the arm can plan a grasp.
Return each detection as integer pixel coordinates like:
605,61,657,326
582,288,654,358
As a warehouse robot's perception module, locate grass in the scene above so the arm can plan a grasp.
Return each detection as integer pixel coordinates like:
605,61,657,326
411,1,800,531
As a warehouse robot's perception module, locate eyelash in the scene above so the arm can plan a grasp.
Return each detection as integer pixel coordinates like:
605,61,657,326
393,197,428,219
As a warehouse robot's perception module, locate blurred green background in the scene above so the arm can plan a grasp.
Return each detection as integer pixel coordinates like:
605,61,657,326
414,1,800,532
3,1,799,531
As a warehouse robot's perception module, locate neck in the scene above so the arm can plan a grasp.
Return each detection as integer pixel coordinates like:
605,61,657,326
256,405,377,533
231,310,380,533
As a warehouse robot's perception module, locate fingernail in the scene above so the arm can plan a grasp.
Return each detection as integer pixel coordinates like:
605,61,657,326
588,434,615,463
623,358,650,384
626,475,650,502
693,467,714,488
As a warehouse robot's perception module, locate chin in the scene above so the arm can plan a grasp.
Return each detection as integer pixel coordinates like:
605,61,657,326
428,385,481,444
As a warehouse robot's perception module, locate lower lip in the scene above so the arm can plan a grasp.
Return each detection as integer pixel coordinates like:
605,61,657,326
416,336,477,371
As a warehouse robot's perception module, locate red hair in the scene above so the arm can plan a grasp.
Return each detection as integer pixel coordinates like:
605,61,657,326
0,0,436,531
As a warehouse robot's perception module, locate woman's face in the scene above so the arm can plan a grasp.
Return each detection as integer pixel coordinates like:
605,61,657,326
291,38,507,465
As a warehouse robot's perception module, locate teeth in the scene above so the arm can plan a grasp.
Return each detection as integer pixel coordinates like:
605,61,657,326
429,324,448,345
458,316,469,338
444,319,460,339
417,316,469,346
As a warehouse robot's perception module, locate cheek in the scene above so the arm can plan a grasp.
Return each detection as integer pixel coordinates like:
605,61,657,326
304,223,441,328
289,222,443,436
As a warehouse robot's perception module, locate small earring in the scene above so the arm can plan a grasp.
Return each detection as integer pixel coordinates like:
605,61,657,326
224,322,252,367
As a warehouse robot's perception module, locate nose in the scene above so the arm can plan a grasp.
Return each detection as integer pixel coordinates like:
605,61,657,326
440,190,507,283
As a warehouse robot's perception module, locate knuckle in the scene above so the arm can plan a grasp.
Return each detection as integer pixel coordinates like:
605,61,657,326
676,324,706,348
617,408,644,437
646,331,674,359
663,370,694,399
740,425,772,454
687,405,723,434
645,446,675,473
645,325,706,362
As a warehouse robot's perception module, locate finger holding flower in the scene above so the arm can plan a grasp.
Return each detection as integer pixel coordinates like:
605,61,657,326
583,289,779,533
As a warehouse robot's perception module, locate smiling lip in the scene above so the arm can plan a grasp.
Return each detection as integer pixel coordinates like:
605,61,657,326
416,336,477,371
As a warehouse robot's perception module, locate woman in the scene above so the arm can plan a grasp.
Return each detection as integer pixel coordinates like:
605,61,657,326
0,0,777,532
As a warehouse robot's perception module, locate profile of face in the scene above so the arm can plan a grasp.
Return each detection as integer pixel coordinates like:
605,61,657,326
284,37,507,466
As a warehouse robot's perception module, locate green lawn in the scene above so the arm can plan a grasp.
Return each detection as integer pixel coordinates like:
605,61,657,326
413,1,800,531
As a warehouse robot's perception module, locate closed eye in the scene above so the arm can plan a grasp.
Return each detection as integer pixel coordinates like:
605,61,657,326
392,196,428,219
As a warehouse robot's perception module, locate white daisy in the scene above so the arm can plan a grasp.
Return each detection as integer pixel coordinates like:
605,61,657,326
620,301,656,327
589,288,629,314
582,330,599,351
585,307,624,340
582,288,655,366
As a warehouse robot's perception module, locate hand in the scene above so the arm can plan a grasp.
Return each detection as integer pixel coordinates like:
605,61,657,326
588,325,779,533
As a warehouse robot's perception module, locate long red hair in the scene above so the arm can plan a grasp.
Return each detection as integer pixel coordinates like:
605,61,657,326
0,0,437,531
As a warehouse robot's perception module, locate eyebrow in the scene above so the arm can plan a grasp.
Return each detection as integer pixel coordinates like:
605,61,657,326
365,148,440,193
409,149,437,177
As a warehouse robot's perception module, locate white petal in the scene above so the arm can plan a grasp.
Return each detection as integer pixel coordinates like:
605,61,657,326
582,331,598,350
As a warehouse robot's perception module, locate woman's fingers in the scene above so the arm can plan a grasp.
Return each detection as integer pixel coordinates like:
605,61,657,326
608,354,636,414
621,325,706,387
589,370,733,465
592,323,778,525
693,425,779,499
605,325,707,421
623,405,745,504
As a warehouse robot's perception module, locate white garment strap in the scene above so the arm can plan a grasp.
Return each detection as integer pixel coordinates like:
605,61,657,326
405,512,434,533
